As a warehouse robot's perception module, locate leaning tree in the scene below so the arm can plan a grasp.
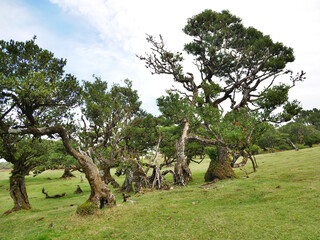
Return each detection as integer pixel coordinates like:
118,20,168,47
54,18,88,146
0,37,115,210
138,10,304,183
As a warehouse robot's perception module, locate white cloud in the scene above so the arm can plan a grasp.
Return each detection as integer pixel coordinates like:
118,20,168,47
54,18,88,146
0,1,41,41
1,0,320,114
49,0,320,111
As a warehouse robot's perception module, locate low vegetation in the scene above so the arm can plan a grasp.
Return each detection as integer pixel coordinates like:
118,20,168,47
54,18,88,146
0,147,319,240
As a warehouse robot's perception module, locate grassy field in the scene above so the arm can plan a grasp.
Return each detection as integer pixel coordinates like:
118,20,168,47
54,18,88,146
0,147,319,240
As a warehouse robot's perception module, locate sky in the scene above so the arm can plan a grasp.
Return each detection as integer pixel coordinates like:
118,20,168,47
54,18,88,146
0,0,319,115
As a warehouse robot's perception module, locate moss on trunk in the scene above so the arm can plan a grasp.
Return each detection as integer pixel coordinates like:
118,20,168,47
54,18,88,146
205,146,236,182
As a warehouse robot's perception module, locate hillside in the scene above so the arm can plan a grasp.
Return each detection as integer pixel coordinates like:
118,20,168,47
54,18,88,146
0,147,319,240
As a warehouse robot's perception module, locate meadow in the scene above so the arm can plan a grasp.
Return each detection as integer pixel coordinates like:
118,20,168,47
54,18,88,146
0,147,319,240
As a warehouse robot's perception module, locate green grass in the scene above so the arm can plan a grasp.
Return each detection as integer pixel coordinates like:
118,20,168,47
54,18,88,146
0,147,319,240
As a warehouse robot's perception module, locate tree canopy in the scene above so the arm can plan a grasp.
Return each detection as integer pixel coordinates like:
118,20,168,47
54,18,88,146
139,9,305,183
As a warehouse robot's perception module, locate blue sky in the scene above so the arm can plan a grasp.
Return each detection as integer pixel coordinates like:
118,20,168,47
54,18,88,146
1,0,320,115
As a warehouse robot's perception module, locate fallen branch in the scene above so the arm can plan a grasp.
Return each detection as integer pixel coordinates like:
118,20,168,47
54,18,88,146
42,188,66,199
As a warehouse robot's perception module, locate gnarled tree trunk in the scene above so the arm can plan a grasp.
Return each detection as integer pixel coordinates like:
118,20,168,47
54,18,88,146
120,159,150,193
232,150,249,168
69,148,116,208
174,121,192,186
57,128,116,208
60,167,75,178
120,168,135,193
100,162,120,188
4,164,31,215
231,149,257,172
205,146,236,182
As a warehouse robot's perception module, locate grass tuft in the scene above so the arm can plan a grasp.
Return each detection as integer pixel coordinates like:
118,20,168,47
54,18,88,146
76,201,98,216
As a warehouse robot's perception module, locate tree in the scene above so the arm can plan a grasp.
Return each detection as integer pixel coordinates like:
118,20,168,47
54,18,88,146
0,135,48,214
295,108,320,129
303,126,320,147
0,37,115,210
157,92,197,185
258,124,286,152
81,77,142,188
279,122,307,145
139,10,304,183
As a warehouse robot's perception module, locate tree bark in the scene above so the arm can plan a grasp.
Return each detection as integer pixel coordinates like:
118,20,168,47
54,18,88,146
60,167,75,178
232,150,249,168
100,162,120,188
4,170,31,215
69,148,116,208
174,121,192,186
120,159,150,193
286,138,299,151
205,146,236,182
248,154,257,172
42,188,66,198
120,168,134,193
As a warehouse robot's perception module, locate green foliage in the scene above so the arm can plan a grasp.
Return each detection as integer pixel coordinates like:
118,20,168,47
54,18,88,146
257,125,287,151
279,122,306,144
256,84,290,111
183,9,294,81
295,108,320,129
82,77,141,129
279,121,320,148
140,9,302,161
82,77,142,160
159,125,181,160
303,127,320,147
185,140,206,161
206,146,218,161
249,144,263,155
0,134,49,171
33,140,79,174
157,92,195,124
0,37,82,128
123,114,160,156
198,107,269,151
